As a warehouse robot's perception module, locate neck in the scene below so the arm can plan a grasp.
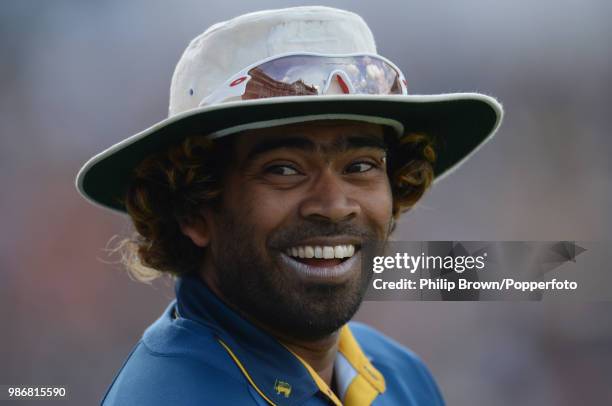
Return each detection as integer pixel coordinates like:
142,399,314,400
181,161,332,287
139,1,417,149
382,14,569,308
251,319,341,388
279,332,340,387
200,271,339,387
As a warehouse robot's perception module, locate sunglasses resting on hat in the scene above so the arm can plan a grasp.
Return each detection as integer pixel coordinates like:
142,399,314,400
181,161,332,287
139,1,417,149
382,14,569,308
201,52,409,106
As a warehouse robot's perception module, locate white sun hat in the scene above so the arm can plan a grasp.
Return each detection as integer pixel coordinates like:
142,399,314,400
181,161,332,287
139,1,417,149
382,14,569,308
76,6,503,213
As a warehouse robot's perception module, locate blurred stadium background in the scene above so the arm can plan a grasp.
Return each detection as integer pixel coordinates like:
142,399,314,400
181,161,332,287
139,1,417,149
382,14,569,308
1,0,611,404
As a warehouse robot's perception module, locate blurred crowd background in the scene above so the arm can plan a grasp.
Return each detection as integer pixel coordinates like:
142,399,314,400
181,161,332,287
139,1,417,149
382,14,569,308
1,0,610,404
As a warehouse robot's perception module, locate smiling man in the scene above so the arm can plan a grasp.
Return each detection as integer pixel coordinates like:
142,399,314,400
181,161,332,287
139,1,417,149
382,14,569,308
76,6,502,406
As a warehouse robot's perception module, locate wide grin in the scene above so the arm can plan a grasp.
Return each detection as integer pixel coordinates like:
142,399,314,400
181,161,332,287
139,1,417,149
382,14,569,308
285,244,356,260
279,244,360,283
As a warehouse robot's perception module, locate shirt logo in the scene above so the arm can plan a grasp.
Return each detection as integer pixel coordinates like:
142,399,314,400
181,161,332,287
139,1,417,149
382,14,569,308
274,380,292,398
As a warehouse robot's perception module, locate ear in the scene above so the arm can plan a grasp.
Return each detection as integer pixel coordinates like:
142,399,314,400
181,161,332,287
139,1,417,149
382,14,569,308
179,216,210,248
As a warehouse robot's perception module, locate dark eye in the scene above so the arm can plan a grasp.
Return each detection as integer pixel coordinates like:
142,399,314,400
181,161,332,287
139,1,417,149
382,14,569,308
265,164,301,176
345,161,375,174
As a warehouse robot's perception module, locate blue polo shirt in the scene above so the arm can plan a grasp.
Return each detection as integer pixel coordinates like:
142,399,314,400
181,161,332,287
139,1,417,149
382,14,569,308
102,274,444,405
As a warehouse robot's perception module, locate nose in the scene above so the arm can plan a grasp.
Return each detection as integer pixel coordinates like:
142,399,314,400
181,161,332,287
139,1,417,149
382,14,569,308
299,169,361,222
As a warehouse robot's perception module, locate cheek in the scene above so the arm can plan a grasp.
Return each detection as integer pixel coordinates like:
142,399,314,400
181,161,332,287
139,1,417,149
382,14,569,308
355,181,393,230
229,182,297,241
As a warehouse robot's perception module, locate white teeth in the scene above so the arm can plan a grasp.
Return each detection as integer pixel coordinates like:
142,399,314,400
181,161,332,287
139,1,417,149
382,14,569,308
286,244,357,259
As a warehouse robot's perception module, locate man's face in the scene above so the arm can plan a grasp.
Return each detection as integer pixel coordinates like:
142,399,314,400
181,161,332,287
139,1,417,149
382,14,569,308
200,120,394,340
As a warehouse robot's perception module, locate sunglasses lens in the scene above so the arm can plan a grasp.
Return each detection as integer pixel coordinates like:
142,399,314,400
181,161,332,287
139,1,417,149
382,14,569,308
242,55,403,100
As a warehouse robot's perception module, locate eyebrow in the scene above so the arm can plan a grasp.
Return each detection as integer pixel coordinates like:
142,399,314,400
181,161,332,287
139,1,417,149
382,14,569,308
244,134,387,164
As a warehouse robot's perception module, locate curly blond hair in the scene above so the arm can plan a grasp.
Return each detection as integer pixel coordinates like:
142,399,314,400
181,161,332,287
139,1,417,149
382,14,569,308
114,128,436,282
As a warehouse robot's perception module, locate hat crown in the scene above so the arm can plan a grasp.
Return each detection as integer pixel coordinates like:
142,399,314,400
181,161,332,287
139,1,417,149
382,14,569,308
168,6,377,116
